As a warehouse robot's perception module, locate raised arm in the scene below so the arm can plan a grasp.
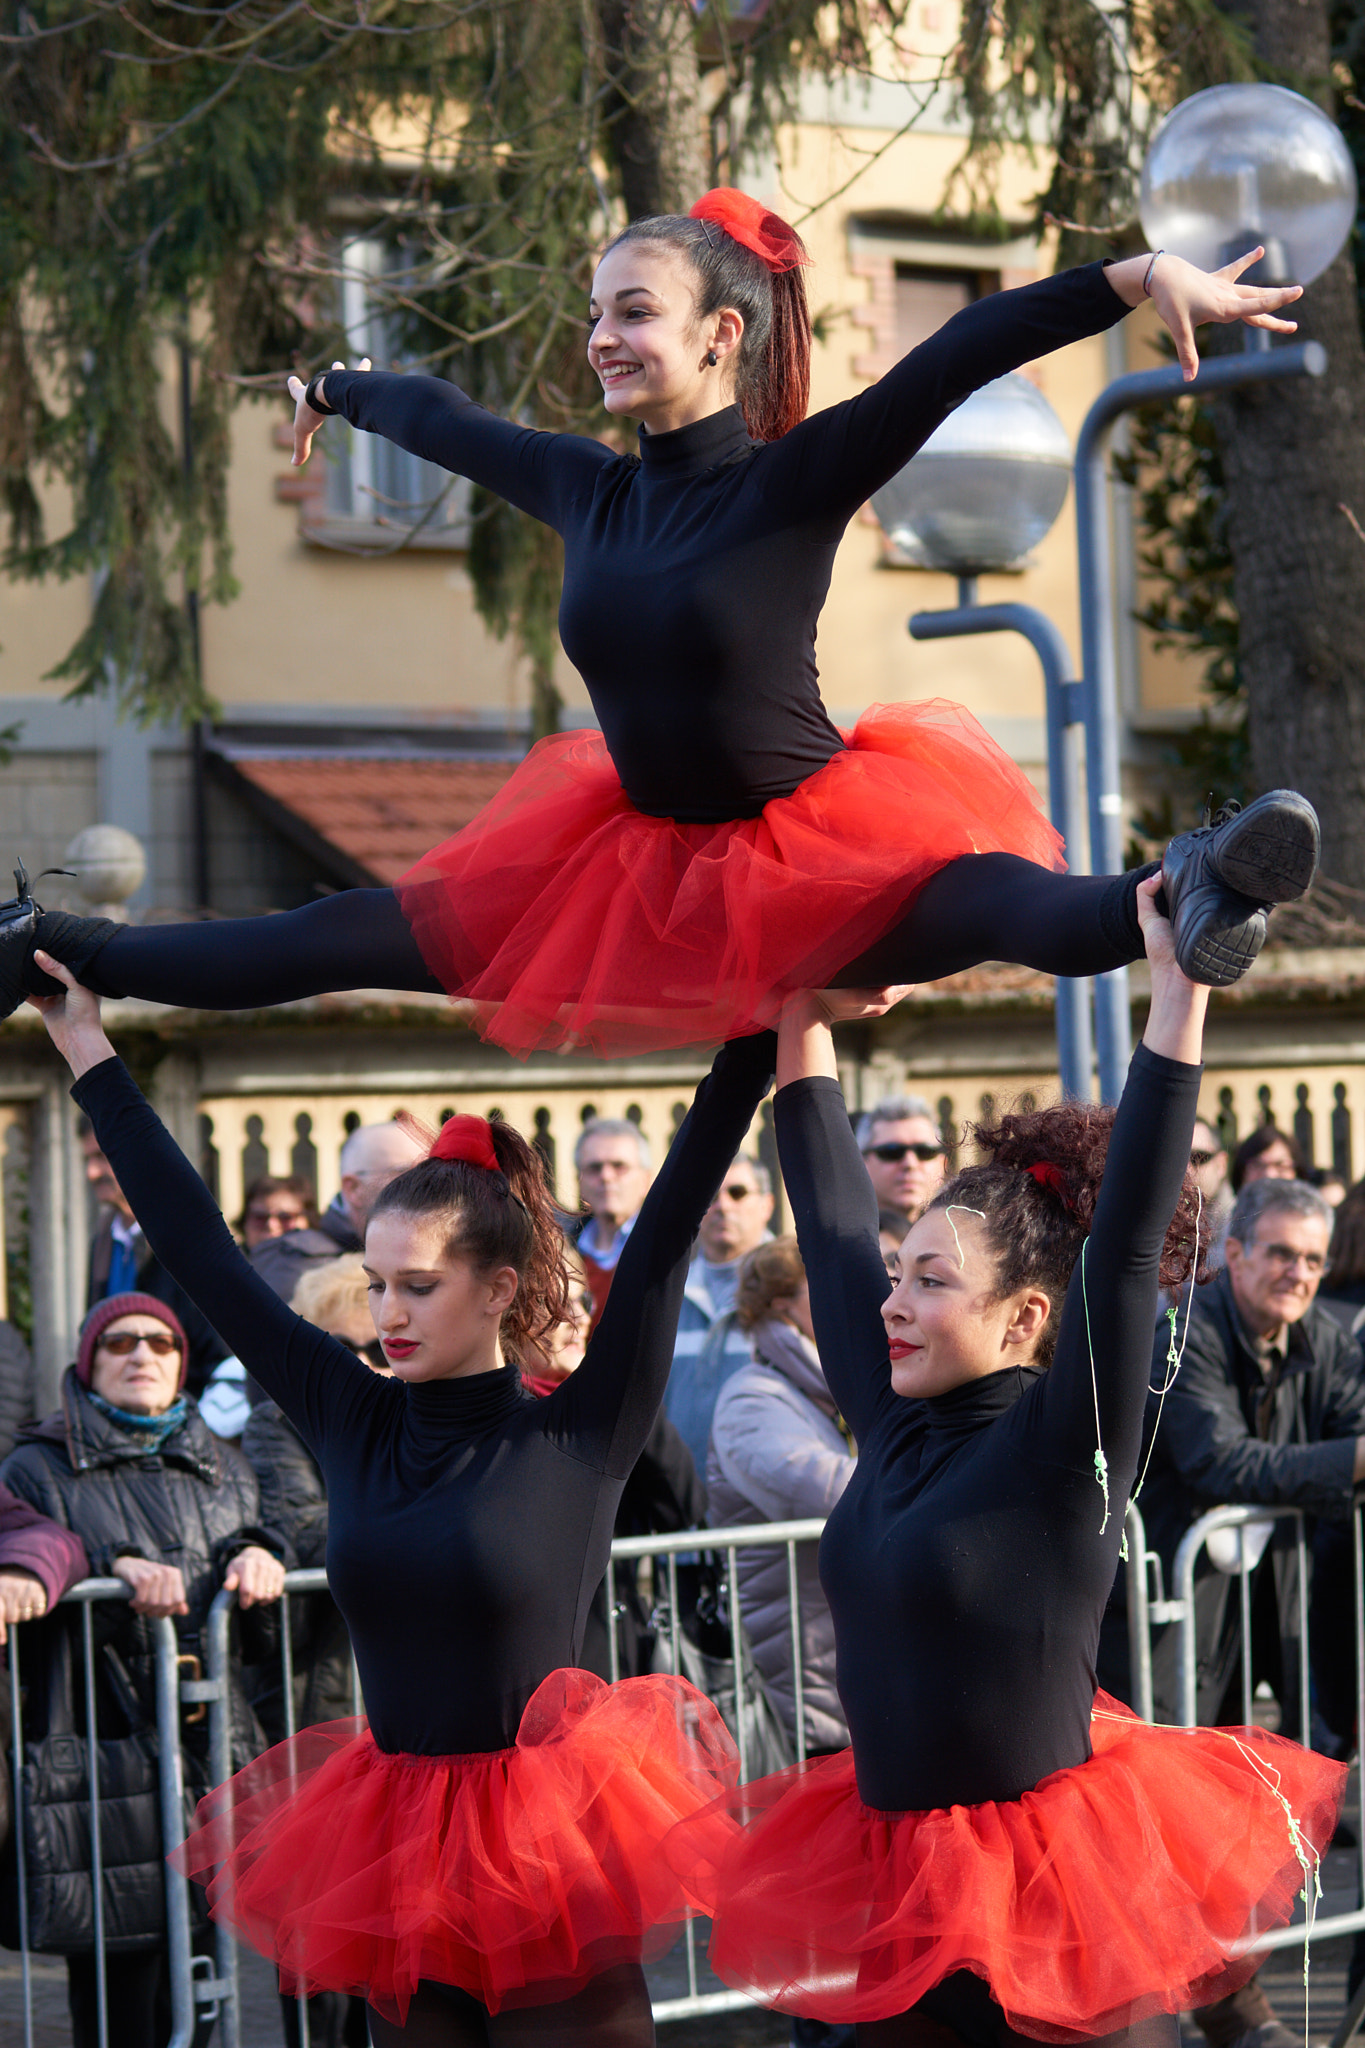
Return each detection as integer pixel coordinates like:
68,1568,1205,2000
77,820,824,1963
31,957,378,1454
1034,879,1206,1482
288,367,613,534
771,989,910,1444
761,252,1303,528
550,1031,777,1478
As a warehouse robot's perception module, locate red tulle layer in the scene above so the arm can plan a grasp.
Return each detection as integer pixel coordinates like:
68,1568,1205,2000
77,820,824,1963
665,1693,1345,2037
171,1669,738,2022
396,698,1063,1058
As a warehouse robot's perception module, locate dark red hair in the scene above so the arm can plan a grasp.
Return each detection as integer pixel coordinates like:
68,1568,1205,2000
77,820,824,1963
926,1100,1209,1368
369,1117,572,1356
607,198,812,442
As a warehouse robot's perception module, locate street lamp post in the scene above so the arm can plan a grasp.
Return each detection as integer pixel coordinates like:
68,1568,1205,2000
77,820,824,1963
877,82,1353,1102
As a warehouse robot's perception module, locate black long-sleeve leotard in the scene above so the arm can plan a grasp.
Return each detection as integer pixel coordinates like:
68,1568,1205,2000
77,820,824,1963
70,1034,774,1758
318,266,1126,823
776,1041,1200,1814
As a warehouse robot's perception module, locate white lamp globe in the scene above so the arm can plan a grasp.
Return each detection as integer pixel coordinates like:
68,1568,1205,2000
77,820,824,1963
1140,84,1356,285
63,824,147,920
871,373,1073,574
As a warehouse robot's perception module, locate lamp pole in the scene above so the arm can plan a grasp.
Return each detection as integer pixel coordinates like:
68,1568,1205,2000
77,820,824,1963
1075,337,1328,1099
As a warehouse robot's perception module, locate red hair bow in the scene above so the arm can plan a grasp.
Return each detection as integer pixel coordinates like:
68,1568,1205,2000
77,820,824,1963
430,1114,500,1173
1026,1161,1070,1202
689,189,810,274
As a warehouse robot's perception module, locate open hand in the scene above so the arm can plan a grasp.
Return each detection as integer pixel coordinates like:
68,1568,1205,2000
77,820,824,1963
224,1546,285,1609
0,1568,48,1644
27,950,115,1081
1149,249,1302,382
286,358,371,467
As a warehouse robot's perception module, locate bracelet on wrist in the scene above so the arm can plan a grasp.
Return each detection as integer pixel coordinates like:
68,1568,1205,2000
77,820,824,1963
304,374,337,417
1142,249,1165,297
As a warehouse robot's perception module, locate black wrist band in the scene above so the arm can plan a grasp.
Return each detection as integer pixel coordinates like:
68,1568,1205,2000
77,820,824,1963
304,374,338,417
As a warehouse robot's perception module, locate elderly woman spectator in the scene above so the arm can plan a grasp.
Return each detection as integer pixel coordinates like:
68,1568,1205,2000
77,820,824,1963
0,1292,285,2048
707,1234,854,1757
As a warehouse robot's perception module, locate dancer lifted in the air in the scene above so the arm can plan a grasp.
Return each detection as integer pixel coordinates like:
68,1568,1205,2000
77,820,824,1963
0,192,1318,1054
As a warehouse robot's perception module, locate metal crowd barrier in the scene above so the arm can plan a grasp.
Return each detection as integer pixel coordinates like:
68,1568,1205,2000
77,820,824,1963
4,1578,228,2048
11,1504,1360,2043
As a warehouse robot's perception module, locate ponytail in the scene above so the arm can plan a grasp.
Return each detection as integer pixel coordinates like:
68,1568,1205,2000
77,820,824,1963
607,195,812,442
926,1100,1208,1368
370,1116,573,1356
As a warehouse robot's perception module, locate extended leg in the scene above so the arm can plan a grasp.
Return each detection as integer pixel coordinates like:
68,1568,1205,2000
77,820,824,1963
366,1980,490,2047
33,888,443,1009
833,855,1150,987
857,1969,1182,2048
487,1963,656,2046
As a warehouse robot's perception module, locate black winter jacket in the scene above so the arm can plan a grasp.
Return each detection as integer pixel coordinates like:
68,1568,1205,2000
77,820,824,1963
241,1399,356,1733
0,1369,283,1774
1105,1271,1365,1731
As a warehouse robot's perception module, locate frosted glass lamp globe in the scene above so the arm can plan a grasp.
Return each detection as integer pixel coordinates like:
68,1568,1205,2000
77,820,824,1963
1140,84,1356,285
871,373,1073,574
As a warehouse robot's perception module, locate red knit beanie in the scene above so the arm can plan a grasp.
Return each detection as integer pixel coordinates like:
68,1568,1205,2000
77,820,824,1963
76,1293,189,1391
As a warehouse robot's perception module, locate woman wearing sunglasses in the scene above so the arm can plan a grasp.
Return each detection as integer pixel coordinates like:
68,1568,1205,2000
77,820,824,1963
0,1292,286,2048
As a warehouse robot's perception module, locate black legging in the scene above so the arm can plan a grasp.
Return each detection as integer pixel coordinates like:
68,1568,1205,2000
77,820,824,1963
858,1971,1182,2048
63,854,1145,1010
363,1962,655,2045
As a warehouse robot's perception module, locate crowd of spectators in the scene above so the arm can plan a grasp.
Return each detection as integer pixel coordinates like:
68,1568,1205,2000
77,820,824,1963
9,1078,1365,2048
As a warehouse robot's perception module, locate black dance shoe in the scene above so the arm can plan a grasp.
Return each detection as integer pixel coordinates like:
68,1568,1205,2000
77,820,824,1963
0,861,119,1020
1159,791,1321,987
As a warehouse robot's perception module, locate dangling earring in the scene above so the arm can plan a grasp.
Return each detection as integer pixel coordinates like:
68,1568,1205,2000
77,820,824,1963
706,349,718,367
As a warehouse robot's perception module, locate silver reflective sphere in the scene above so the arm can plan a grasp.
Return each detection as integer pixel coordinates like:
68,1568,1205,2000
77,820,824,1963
63,824,146,918
871,373,1072,574
1141,84,1356,285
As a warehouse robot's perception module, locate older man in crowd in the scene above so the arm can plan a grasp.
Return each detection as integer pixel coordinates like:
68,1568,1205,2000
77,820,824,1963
250,1120,424,1305
665,1154,775,1474
573,1117,652,1328
1101,1174,1365,2048
855,1094,947,1230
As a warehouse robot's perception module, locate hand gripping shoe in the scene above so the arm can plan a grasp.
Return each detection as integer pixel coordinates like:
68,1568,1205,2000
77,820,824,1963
0,861,120,1021
1159,790,1321,987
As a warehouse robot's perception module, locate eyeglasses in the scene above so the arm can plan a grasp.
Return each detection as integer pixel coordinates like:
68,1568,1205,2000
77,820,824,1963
342,1338,391,1369
714,1182,763,1203
1190,1150,1216,1170
98,1331,181,1357
864,1142,945,1164
1259,1243,1329,1276
246,1205,306,1227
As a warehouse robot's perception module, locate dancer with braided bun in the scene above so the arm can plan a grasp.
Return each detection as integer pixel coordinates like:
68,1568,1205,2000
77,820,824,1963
26,947,779,2045
667,877,1344,2046
0,192,1321,1051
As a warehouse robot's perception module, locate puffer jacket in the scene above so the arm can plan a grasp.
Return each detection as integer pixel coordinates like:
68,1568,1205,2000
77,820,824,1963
0,1368,283,1778
706,1318,854,1752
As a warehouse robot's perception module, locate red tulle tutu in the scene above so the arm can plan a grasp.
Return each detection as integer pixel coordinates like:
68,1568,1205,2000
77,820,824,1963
397,698,1063,1057
170,1669,738,2021
665,1692,1345,2037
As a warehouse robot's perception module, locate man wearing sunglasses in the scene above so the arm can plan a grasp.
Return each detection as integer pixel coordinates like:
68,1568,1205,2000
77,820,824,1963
664,1156,775,1475
853,1095,948,1229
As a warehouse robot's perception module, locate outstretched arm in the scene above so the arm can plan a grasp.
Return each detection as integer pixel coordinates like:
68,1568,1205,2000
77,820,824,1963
30,957,378,1454
287,365,612,534
1036,879,1208,1482
773,987,913,1445
765,251,1302,526
550,1031,778,1478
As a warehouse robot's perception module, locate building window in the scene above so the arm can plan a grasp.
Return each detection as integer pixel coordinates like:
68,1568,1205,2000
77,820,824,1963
892,263,998,354
315,238,471,549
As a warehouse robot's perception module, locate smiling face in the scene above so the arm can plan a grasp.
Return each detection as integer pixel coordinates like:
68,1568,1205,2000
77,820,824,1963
89,1314,183,1416
881,1207,1052,1400
362,1211,519,1383
587,240,743,436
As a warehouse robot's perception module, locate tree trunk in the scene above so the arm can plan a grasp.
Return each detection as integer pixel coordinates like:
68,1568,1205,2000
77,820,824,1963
595,0,709,219
1211,0,1365,886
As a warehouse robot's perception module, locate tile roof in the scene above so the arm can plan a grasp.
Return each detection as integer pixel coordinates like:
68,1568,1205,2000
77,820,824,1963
227,755,519,886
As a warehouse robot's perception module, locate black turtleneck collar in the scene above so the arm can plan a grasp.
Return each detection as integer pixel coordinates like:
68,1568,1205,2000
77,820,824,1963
636,405,754,480
922,1363,1045,1449
405,1364,528,1439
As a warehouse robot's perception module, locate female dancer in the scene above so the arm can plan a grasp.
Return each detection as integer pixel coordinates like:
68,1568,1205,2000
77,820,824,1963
671,879,1344,2045
0,193,1318,1054
28,946,777,2045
